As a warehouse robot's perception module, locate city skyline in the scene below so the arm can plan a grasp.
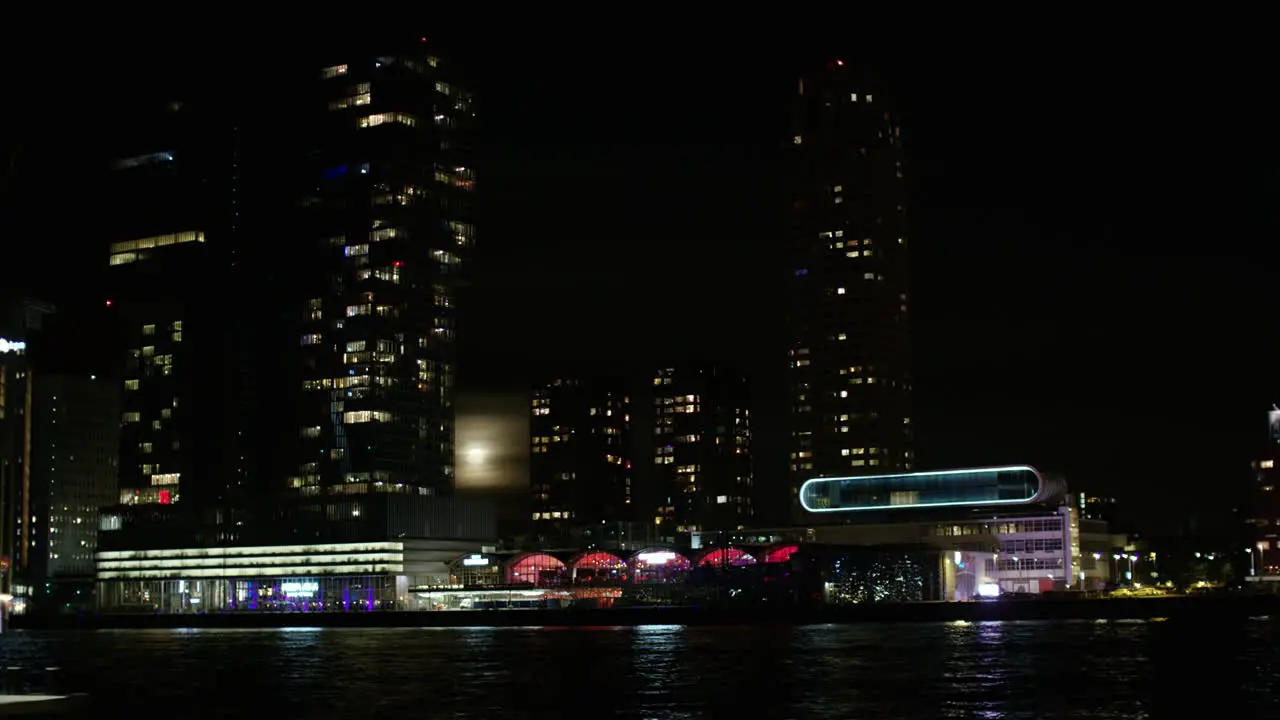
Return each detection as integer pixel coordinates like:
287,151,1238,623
2,37,1276,537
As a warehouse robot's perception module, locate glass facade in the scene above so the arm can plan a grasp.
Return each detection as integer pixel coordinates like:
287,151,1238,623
800,466,1044,513
97,575,405,613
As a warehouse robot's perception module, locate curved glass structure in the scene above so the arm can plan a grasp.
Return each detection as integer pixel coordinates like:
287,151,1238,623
448,553,502,587
696,547,757,567
506,552,567,586
569,551,628,584
762,545,800,564
630,547,691,584
800,465,1051,513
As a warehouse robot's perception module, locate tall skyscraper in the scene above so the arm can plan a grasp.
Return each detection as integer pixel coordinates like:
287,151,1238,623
281,42,475,501
651,366,752,541
785,62,913,516
529,378,632,544
98,81,259,550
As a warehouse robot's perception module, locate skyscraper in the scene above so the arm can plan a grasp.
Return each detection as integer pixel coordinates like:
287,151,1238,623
529,378,632,544
98,86,257,550
651,366,752,541
785,62,913,516
282,42,475,501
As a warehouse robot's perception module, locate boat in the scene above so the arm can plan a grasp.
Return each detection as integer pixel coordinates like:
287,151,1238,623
0,694,88,716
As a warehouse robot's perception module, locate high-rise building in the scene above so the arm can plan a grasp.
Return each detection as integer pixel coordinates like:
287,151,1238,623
651,366,752,542
98,83,258,550
785,62,913,517
29,373,120,609
529,378,632,543
281,42,475,501
0,298,55,600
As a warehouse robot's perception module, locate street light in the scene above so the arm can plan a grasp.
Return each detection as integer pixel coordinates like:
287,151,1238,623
1247,547,1258,577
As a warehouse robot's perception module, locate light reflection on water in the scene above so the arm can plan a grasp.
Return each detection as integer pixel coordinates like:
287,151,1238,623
0,619,1277,718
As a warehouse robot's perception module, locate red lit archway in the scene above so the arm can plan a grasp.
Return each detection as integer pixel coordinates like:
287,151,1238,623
630,547,691,584
697,547,757,567
569,551,628,584
762,545,800,564
506,552,567,586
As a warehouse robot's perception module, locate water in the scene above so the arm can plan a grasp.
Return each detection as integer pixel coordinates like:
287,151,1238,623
1,619,1277,718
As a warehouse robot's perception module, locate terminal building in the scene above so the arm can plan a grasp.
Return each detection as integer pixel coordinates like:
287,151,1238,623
793,465,1113,598
90,465,1113,612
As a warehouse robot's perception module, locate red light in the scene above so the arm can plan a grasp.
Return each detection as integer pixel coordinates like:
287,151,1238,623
420,37,428,43
393,261,403,267
158,490,171,505
836,60,844,66
105,299,112,307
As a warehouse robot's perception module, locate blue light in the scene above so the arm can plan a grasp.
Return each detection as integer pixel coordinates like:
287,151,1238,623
322,165,348,180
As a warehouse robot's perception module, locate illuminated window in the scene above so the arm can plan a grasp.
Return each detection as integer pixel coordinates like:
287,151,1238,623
359,112,418,129
109,231,205,266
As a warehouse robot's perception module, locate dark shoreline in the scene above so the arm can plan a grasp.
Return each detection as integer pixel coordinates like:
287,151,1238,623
12,596,1280,630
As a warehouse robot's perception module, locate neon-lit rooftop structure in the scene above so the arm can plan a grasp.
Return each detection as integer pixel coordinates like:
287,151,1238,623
506,552,567,586
799,465,1063,514
696,547,757,567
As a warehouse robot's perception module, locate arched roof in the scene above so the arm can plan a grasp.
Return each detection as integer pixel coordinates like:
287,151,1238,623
762,544,800,564
569,550,627,570
505,552,567,584
696,547,757,567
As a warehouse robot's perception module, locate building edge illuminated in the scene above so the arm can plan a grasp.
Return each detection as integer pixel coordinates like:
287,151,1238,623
799,465,1065,514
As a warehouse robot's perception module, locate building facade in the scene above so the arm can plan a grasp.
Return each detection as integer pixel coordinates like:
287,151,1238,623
652,366,753,541
0,298,55,603
529,378,632,543
1247,408,1280,578
100,86,258,549
785,62,912,518
29,373,120,609
282,42,475,503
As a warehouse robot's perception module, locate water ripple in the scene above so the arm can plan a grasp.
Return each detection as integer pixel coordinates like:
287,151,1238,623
0,619,1277,718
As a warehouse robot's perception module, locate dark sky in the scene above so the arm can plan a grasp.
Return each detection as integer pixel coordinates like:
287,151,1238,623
3,34,1276,536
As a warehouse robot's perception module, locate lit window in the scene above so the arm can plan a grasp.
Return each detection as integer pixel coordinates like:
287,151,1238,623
836,287,846,295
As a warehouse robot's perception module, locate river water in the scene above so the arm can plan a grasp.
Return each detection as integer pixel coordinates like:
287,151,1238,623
1,618,1276,718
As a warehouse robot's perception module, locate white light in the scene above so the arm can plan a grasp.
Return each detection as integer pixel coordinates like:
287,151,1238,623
977,583,1000,598
461,554,488,566
465,446,488,465
281,581,319,598
637,551,677,565
0,338,26,354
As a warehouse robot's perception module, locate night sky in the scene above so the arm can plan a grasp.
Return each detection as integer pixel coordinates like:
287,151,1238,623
3,34,1276,535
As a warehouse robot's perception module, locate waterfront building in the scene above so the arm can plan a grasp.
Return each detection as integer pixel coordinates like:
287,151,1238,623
280,42,475,504
798,465,1112,596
